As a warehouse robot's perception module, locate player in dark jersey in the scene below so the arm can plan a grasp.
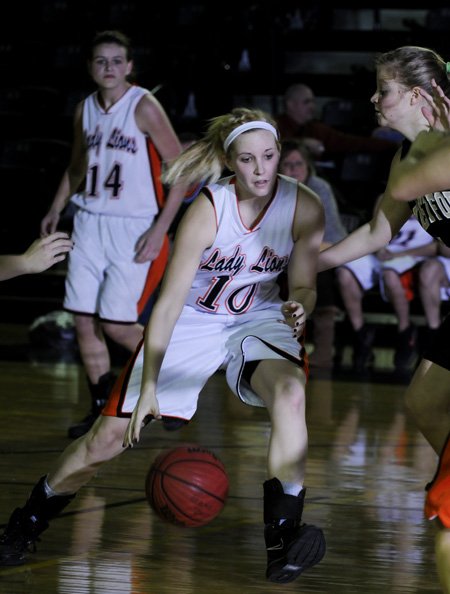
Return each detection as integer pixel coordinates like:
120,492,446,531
318,46,450,592
388,106,450,594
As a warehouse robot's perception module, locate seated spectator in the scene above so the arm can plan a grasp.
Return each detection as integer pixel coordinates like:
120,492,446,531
275,84,400,161
336,214,437,376
279,138,347,370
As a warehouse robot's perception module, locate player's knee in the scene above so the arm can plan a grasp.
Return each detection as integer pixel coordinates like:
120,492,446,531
102,322,130,343
75,314,97,336
274,375,306,413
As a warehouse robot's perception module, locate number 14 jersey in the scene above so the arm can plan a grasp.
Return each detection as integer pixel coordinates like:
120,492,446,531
71,85,161,219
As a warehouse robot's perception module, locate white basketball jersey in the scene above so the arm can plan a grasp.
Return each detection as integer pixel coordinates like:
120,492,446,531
388,215,433,253
71,85,162,218
185,174,297,315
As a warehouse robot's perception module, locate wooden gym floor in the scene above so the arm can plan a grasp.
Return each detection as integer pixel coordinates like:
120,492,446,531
0,323,443,594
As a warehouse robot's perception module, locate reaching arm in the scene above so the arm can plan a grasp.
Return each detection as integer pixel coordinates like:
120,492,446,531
0,232,73,281
123,193,216,447
319,150,412,272
377,238,438,261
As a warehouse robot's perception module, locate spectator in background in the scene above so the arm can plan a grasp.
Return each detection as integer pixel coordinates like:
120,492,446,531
279,138,347,370
276,83,400,161
337,212,437,376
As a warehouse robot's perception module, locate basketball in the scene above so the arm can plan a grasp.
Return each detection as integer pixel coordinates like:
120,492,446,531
145,444,229,527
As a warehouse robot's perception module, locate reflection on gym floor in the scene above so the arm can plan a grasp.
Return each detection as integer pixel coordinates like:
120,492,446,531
0,325,442,594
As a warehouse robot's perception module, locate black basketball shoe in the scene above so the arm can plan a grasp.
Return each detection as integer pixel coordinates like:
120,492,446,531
0,507,46,565
263,478,326,583
0,476,75,566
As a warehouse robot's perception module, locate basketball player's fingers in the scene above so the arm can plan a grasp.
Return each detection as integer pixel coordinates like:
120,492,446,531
281,300,301,319
53,253,68,264
51,238,73,254
281,299,296,312
421,107,436,128
134,244,155,263
432,80,450,106
122,423,133,448
420,87,435,105
278,317,296,330
123,417,141,448
420,88,447,125
292,320,305,338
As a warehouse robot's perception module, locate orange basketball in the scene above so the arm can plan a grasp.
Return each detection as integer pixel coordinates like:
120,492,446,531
145,444,229,527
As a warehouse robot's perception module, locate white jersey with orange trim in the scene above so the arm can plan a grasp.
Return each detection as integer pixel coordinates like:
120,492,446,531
185,174,297,316
71,85,162,218
102,174,308,418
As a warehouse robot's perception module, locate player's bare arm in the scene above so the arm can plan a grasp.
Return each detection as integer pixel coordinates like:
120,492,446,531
41,102,88,235
282,186,324,338
133,94,189,263
123,194,216,447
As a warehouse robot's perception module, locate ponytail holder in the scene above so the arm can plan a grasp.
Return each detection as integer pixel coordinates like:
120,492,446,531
446,62,450,74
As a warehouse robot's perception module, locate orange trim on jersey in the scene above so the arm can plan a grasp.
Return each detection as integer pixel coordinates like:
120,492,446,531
135,139,169,316
137,234,170,316
102,337,144,417
146,138,165,209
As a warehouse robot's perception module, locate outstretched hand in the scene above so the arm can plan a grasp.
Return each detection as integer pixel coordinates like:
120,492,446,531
279,300,306,340
23,232,73,274
420,79,450,131
122,390,162,448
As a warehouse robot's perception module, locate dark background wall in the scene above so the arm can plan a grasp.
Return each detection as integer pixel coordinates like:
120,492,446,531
1,2,449,322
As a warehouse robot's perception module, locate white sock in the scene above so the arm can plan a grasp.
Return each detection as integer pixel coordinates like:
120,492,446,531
43,476,73,498
281,482,303,497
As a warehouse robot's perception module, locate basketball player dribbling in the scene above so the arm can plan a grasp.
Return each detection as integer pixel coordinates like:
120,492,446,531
0,107,326,583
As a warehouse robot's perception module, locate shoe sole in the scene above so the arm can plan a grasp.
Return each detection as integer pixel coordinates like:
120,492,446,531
267,525,326,583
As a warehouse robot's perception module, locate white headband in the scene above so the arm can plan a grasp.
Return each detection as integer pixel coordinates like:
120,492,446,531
223,121,279,152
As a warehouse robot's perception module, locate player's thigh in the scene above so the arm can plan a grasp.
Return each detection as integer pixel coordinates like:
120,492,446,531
100,259,151,322
64,212,107,313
